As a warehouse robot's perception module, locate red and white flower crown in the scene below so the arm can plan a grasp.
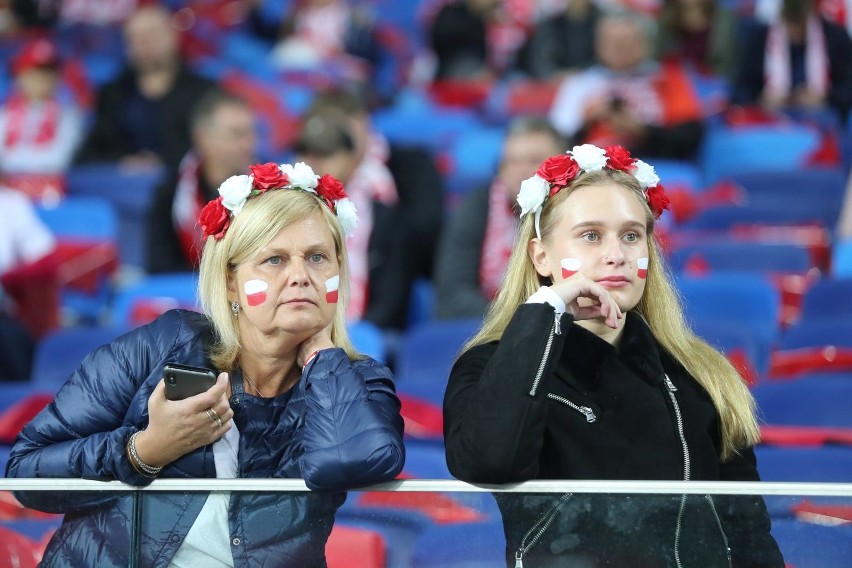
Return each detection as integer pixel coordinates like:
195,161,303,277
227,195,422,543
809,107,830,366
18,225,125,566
198,161,358,241
517,144,670,238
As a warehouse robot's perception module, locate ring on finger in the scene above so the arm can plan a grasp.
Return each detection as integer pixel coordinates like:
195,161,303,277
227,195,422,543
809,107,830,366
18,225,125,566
206,408,223,428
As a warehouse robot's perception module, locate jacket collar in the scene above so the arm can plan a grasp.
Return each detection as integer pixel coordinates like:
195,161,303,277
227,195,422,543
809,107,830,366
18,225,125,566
560,312,666,387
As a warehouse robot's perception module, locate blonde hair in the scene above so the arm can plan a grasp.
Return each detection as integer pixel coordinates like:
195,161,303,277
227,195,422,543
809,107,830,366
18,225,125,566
198,189,358,371
465,170,759,460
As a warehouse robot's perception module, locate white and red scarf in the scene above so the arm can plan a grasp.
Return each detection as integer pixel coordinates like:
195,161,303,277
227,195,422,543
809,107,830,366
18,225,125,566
764,15,829,102
171,152,206,268
3,94,59,150
479,179,516,301
343,133,398,321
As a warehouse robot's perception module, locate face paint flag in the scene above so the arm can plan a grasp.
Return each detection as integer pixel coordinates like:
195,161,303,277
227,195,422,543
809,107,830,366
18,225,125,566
561,258,581,279
325,275,339,304
244,279,268,306
637,257,649,279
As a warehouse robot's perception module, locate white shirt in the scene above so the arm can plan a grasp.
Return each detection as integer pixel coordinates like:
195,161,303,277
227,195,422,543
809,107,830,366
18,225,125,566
0,188,55,275
169,424,240,568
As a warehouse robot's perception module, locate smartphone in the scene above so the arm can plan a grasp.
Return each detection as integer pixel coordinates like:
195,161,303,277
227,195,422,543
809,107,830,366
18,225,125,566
163,362,217,401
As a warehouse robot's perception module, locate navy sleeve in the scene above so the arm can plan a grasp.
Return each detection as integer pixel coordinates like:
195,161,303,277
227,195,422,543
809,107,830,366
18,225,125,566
6,314,185,512
298,349,405,491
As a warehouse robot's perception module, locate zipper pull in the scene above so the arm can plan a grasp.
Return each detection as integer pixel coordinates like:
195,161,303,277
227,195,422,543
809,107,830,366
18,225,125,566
554,312,562,335
515,550,524,568
580,407,597,423
664,375,677,392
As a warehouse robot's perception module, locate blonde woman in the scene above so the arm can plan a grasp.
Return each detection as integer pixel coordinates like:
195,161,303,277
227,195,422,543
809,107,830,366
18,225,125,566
8,162,405,567
443,145,783,567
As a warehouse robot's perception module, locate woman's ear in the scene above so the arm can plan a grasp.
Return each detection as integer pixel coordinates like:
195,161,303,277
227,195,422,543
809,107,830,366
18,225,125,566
528,238,552,278
226,271,238,304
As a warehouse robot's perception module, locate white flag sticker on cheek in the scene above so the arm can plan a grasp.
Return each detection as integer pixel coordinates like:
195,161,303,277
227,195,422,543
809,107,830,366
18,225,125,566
561,258,581,279
325,275,339,304
244,279,269,306
637,257,649,279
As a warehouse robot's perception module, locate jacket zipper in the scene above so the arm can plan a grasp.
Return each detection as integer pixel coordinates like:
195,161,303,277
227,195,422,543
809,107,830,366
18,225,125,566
547,393,596,423
664,374,690,568
529,312,561,396
705,494,733,567
515,492,573,568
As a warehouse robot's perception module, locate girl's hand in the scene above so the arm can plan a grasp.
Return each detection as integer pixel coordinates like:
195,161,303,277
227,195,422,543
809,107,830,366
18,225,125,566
550,274,623,329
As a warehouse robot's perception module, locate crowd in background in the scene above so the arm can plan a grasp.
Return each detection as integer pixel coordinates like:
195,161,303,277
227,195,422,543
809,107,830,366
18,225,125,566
2,0,852,380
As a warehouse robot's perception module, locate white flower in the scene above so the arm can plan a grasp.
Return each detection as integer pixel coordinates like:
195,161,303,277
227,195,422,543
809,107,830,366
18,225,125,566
517,175,549,217
281,162,319,191
632,159,660,189
570,144,608,172
218,175,253,214
335,197,358,238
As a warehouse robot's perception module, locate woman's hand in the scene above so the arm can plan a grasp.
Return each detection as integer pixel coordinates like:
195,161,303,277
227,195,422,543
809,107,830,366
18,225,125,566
550,275,623,329
297,323,335,367
135,372,234,468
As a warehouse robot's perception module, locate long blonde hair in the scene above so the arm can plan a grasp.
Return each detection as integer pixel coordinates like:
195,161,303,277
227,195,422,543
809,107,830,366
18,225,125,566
465,170,759,460
197,189,358,371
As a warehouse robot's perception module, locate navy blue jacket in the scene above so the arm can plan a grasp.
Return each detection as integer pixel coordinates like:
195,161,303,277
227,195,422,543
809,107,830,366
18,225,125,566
7,310,405,567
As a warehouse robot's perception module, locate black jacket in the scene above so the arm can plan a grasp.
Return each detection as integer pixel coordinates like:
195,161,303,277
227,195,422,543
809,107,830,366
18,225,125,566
444,304,784,567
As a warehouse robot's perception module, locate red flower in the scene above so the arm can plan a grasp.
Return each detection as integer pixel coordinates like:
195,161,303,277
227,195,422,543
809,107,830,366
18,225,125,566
605,146,635,172
536,155,579,189
250,162,289,191
645,183,671,219
198,197,231,240
316,174,347,204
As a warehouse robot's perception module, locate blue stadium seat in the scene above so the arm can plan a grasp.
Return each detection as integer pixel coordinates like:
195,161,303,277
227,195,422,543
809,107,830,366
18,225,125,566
36,196,118,241
729,168,846,204
394,318,481,404
770,518,852,568
799,279,852,322
31,325,127,390
669,242,813,274
681,203,837,231
347,320,387,363
699,124,821,184
753,376,852,429
777,320,852,350
675,275,780,349
372,105,480,152
444,127,505,196
410,518,506,568
833,240,852,277
110,273,199,329
756,446,852,482
691,319,768,377
652,159,705,192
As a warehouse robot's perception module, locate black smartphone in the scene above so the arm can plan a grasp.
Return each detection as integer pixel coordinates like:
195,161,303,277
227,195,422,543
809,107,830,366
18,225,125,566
163,362,217,401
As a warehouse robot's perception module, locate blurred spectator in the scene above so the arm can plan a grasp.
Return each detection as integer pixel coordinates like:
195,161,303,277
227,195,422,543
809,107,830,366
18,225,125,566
434,116,564,319
549,9,705,159
0,0,60,34
514,0,601,80
0,38,82,176
294,110,411,329
248,0,387,88
0,186,55,380
146,90,257,274
732,0,852,122
75,4,216,168
430,0,501,80
306,89,444,327
653,0,739,78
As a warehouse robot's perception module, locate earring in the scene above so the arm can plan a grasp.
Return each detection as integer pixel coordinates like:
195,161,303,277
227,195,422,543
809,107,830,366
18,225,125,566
230,301,240,317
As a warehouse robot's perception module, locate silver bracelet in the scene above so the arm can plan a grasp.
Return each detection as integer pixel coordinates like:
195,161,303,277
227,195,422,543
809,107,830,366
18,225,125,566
127,431,163,477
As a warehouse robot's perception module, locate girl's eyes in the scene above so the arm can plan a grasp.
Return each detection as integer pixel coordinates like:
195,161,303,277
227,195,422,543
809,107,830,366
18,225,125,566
624,232,640,243
581,232,599,242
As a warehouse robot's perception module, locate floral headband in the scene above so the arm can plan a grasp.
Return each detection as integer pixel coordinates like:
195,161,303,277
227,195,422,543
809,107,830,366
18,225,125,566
517,144,670,239
198,161,358,240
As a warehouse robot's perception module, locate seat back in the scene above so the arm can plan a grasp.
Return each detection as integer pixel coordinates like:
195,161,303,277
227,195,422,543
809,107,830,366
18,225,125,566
111,273,199,329
31,326,127,389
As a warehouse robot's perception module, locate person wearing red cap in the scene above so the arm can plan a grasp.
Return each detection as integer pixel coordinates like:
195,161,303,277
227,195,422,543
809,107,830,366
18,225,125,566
0,37,83,178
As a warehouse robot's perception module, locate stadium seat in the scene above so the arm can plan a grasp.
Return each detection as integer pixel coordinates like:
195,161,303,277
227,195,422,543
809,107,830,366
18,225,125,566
443,127,505,196
799,279,852,322
410,518,506,568
347,320,387,363
670,241,814,275
770,518,852,568
326,525,386,568
769,320,852,377
676,275,780,349
753,377,852,430
681,203,836,232
31,325,127,390
691,319,766,382
729,168,846,207
0,525,39,568
110,273,199,329
833,240,852,277
394,318,481,405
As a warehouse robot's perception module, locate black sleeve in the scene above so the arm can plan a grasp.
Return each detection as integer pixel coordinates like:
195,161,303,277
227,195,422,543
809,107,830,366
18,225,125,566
443,303,569,483
717,447,785,568
730,20,769,107
825,20,852,123
363,202,413,329
434,187,489,320
146,173,193,274
637,120,706,160
74,77,133,164
387,145,445,279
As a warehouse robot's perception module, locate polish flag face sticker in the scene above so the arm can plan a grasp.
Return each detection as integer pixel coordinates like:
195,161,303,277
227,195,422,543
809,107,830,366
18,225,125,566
325,275,339,304
561,258,581,279
637,257,649,279
244,279,269,306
